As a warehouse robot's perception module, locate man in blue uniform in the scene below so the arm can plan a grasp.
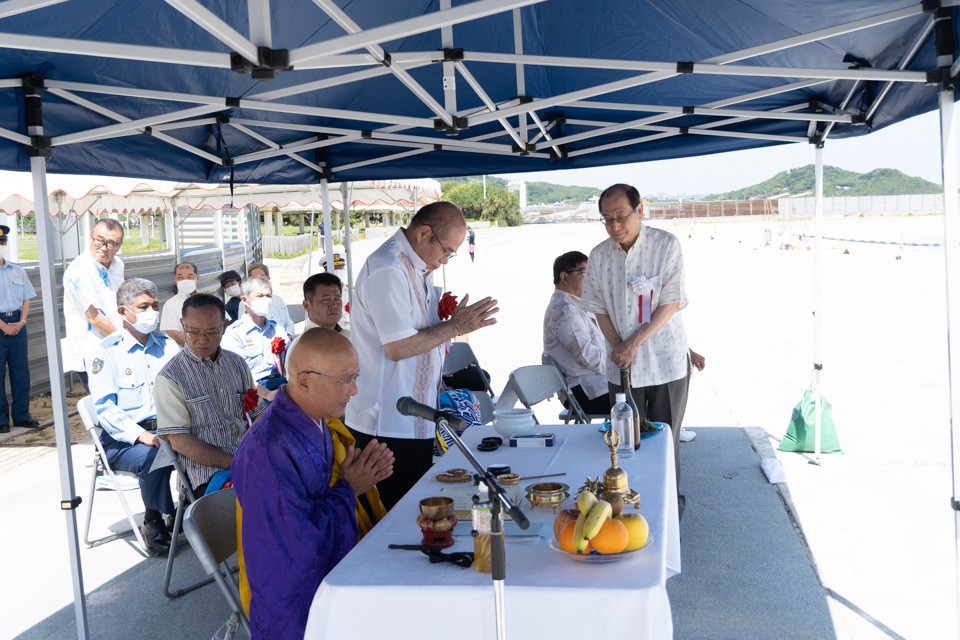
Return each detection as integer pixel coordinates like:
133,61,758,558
221,275,289,398
0,224,38,433
87,277,180,553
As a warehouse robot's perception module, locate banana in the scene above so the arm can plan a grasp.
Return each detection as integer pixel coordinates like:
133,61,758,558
583,499,613,540
572,511,590,553
576,489,598,514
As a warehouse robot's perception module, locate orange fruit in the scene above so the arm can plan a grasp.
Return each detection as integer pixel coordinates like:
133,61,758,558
558,522,591,554
590,518,629,554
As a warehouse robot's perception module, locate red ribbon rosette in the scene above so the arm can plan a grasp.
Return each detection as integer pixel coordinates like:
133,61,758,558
344,302,350,314
271,336,287,376
438,291,458,321
243,388,259,428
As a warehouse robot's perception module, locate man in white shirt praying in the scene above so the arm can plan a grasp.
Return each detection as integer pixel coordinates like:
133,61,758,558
581,183,690,517
345,201,498,509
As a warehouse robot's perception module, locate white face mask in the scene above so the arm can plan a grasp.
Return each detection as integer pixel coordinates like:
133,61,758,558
248,297,272,317
225,284,241,298
124,307,159,334
0,245,7,260
177,279,197,295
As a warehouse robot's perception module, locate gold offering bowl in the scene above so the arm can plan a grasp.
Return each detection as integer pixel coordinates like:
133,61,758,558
419,496,455,520
524,482,570,513
498,474,520,486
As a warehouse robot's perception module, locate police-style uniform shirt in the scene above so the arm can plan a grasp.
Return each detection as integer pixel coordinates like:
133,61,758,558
0,259,36,313
221,312,289,381
86,329,180,444
62,250,125,370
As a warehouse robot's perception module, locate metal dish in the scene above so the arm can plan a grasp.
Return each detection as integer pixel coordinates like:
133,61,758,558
547,534,653,562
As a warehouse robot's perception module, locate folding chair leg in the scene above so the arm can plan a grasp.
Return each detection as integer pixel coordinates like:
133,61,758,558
83,452,151,555
162,497,216,599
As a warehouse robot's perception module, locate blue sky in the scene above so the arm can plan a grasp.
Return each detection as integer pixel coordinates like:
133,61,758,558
495,110,948,197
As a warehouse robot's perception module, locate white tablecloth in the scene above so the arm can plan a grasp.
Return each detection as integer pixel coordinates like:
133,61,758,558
305,423,681,639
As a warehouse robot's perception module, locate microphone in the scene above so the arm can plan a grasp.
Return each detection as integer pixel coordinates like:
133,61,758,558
396,396,467,430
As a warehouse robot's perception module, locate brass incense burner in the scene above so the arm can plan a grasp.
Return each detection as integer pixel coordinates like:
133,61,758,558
524,482,570,513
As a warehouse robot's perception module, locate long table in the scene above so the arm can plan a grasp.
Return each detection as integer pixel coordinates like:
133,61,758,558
305,423,681,639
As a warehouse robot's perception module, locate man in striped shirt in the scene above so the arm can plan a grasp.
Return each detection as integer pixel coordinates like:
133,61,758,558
155,293,262,495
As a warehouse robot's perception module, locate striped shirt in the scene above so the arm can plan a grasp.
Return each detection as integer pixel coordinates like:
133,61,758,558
155,345,258,489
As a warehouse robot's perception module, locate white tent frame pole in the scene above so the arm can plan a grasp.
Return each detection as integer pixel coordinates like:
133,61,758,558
27,86,89,638
453,61,526,146
248,0,272,47
0,0,67,20
333,148,432,173
164,0,260,63
310,0,455,127
0,32,231,67
250,64,420,101
812,142,824,466
289,0,548,66
865,16,936,122
51,104,223,146
342,181,355,305
938,75,960,640
439,0,457,115
513,8,527,141
321,178,334,274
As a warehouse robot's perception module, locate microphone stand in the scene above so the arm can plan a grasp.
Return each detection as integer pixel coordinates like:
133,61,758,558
437,417,529,640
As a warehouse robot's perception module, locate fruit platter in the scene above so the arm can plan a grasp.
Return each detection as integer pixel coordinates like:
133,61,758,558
548,487,651,562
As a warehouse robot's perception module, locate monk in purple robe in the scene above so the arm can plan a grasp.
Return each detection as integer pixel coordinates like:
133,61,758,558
233,328,394,640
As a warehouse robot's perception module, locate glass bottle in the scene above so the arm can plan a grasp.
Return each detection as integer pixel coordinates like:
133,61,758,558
619,368,641,450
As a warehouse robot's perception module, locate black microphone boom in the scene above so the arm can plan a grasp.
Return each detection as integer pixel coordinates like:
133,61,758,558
396,396,467,430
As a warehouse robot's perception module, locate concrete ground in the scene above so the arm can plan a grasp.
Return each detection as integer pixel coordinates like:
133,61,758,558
3,215,956,639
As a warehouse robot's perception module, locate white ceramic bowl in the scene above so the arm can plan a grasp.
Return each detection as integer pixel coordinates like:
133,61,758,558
491,408,538,439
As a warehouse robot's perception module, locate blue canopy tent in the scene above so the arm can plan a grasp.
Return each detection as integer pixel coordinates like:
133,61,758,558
0,1,958,637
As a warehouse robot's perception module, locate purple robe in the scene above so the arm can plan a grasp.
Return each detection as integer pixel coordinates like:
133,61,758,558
233,387,358,640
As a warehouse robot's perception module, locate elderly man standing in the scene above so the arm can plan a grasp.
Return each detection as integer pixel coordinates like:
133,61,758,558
347,201,498,509
302,272,347,335
155,294,263,496
0,224,38,432
543,250,611,416
233,328,393,640
160,261,200,346
87,278,179,553
62,218,125,387
581,183,690,517
221,275,289,394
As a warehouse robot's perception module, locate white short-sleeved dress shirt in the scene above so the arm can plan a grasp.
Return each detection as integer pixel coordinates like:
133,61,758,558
543,289,609,400
62,250,125,371
581,224,689,388
160,290,190,332
345,229,442,440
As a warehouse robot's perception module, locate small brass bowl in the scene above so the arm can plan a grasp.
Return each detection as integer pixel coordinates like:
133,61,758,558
498,473,520,486
419,496,454,520
524,482,570,513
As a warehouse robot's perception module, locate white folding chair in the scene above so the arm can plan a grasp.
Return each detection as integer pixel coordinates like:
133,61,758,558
442,342,495,398
158,436,219,599
476,392,495,425
183,487,250,640
508,364,589,424
541,353,608,424
78,395,152,556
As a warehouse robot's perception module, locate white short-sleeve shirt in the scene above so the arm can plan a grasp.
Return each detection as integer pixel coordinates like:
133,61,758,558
62,250,125,371
581,224,689,388
345,229,442,439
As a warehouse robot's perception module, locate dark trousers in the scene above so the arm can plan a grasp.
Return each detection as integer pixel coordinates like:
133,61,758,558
569,384,611,416
99,430,176,514
0,310,31,425
609,366,690,519
347,426,434,511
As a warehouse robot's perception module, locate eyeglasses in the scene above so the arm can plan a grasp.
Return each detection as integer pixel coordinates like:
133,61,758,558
564,268,586,275
600,209,637,226
430,228,457,260
92,236,122,250
303,370,360,385
184,328,223,339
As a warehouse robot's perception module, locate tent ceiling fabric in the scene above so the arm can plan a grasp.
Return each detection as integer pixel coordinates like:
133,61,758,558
0,0,953,184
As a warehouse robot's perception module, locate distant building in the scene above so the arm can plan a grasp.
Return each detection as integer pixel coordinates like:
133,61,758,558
507,180,527,210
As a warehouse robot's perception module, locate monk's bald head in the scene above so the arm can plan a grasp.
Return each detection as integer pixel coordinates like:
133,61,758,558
286,328,359,420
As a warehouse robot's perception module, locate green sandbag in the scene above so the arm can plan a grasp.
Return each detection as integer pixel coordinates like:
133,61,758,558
778,389,843,453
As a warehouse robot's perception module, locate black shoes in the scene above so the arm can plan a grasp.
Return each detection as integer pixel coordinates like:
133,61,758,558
14,419,39,429
0,424,8,434
141,519,172,554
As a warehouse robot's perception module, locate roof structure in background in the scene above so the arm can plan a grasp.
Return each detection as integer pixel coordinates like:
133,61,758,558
0,0,953,185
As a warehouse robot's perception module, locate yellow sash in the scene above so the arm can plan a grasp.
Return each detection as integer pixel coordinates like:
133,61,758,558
237,418,387,614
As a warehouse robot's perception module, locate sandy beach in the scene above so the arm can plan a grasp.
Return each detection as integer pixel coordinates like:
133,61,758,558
3,212,956,639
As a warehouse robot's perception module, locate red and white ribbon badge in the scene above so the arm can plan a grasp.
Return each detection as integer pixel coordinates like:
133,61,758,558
629,275,653,325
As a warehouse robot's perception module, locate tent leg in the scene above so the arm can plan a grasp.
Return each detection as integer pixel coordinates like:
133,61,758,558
342,182,355,307
321,179,334,274
811,142,824,466
939,79,960,640
26,81,90,638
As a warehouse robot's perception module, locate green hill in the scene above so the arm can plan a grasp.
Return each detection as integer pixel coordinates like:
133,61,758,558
704,165,941,200
439,176,600,204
